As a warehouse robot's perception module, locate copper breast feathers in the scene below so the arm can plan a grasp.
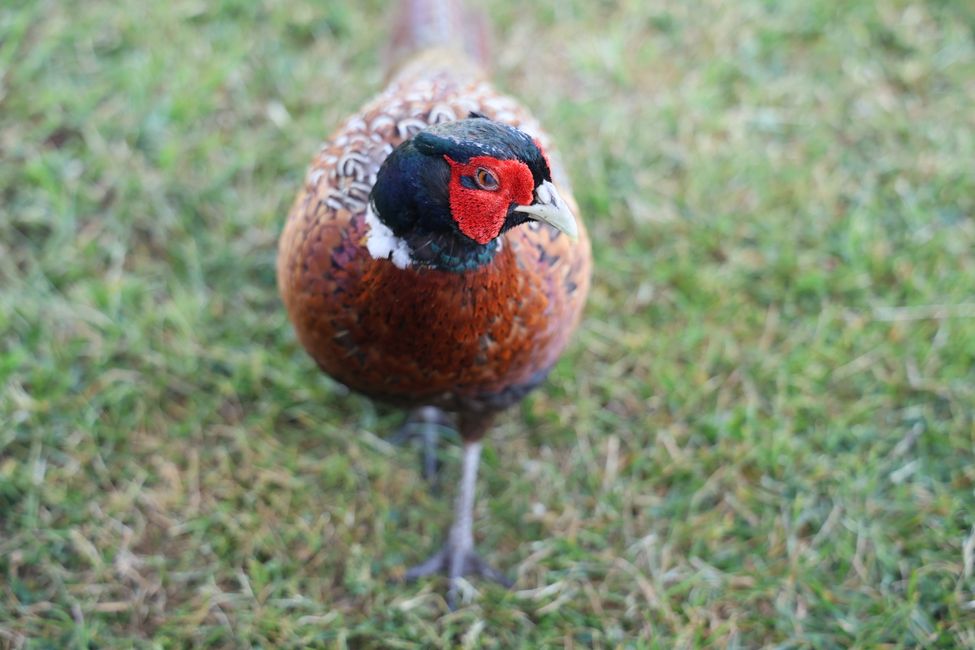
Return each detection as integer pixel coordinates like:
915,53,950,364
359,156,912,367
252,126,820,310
277,71,591,410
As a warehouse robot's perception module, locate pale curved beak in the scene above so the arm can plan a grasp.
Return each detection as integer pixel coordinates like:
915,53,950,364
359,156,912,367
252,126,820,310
513,181,579,240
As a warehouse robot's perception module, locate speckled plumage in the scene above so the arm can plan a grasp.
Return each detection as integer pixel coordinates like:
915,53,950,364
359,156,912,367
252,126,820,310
277,63,591,430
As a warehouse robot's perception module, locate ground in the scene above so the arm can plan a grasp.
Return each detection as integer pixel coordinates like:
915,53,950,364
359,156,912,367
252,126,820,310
1,0,974,647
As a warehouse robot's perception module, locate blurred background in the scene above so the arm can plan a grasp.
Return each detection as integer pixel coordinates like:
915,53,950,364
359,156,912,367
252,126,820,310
1,0,973,646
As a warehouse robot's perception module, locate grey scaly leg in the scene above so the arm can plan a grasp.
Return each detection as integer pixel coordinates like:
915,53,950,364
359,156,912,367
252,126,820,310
390,406,448,485
404,440,513,609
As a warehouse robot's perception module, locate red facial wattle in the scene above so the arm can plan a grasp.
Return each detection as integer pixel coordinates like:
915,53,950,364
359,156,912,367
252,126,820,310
445,155,535,245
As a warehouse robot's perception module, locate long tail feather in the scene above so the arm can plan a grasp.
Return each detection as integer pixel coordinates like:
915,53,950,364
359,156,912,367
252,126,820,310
386,0,490,75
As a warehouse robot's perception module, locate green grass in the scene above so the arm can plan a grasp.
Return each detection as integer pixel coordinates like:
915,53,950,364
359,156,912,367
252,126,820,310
2,0,974,646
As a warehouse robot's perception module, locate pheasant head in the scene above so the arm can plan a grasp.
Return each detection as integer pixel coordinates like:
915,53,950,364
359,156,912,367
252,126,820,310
367,116,578,271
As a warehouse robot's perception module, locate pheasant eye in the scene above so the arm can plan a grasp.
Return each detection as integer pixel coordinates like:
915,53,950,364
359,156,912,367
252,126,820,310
475,167,499,191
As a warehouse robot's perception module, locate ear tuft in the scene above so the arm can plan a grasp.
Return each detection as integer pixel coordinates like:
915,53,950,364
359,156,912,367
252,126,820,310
413,131,454,156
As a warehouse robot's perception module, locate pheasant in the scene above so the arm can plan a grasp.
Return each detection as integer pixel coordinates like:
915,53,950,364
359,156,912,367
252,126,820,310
277,0,590,607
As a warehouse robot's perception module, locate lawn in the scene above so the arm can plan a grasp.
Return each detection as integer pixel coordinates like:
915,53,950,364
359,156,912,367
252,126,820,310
2,0,974,647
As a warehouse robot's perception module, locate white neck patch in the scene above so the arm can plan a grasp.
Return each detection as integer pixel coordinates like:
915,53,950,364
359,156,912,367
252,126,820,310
364,202,414,269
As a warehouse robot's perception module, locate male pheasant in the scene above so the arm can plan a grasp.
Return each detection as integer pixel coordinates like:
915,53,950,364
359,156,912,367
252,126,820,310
277,0,591,606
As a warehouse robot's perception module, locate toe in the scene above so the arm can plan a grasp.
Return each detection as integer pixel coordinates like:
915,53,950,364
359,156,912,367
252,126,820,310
404,548,447,581
466,553,514,588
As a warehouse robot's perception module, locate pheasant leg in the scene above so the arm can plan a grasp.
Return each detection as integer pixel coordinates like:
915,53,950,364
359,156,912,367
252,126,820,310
390,406,451,485
404,441,512,608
